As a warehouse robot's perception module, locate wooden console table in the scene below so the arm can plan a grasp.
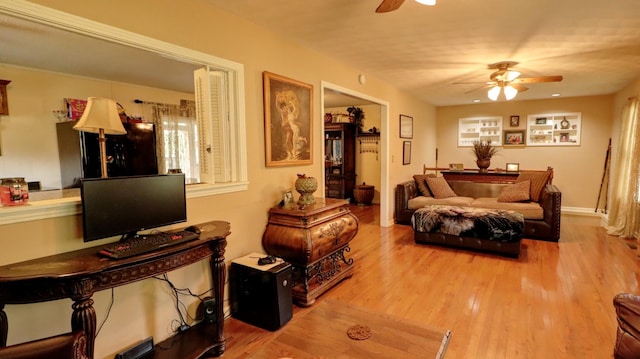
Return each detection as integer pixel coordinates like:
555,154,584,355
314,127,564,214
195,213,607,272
262,198,359,307
0,221,230,359
440,170,519,184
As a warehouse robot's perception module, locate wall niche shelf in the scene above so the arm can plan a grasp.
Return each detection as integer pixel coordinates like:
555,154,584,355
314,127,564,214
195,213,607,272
458,116,503,147
527,112,581,146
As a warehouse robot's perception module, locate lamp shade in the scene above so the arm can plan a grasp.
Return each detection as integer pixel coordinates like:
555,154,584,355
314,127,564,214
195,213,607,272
487,86,501,101
73,97,126,135
503,85,518,100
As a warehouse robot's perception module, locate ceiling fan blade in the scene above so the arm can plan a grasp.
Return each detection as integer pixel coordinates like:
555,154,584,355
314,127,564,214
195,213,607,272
513,75,563,84
464,84,493,94
511,84,529,92
376,0,405,13
453,81,496,85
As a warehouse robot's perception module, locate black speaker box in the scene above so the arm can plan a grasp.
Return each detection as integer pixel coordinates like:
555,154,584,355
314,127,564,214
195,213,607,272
199,296,217,323
230,253,292,331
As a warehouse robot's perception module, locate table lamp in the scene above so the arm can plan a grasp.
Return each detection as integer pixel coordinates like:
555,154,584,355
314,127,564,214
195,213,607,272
73,97,126,178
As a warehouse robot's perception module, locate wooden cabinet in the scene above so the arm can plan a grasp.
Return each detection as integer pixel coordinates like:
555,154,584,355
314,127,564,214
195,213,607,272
526,112,581,146
458,116,503,147
324,123,356,199
262,198,359,307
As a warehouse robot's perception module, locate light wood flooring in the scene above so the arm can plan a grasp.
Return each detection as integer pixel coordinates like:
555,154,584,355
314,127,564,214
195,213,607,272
222,205,639,358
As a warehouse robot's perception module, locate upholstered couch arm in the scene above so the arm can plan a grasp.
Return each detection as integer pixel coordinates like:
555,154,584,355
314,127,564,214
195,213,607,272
0,331,88,359
614,293,640,359
523,184,561,241
395,180,418,224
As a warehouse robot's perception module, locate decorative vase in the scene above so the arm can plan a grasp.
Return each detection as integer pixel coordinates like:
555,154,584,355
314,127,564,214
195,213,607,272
353,184,375,206
476,159,491,173
295,176,318,205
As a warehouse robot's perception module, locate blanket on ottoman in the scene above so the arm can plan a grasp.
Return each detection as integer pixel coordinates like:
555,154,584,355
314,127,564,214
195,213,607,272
412,205,524,257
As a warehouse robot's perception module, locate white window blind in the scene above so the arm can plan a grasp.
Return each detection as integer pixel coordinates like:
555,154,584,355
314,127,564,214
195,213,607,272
194,67,231,183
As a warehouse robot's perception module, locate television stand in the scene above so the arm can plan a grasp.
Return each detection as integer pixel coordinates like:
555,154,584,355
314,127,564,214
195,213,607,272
0,221,230,359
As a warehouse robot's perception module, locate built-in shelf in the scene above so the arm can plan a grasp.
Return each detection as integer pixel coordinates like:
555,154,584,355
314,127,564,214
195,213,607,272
527,112,581,146
458,116,503,147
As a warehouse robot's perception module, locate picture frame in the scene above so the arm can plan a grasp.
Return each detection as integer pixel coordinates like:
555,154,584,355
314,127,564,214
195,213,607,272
503,130,526,146
510,115,519,127
280,188,295,209
403,141,411,165
399,114,413,139
535,117,547,125
0,80,11,115
263,71,313,167
449,163,464,171
506,163,520,172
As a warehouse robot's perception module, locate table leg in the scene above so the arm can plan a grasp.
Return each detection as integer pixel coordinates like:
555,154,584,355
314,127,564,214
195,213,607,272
207,238,227,356
71,297,96,359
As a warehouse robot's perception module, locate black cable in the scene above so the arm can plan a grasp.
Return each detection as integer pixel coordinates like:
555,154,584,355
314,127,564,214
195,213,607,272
153,274,216,329
95,288,114,337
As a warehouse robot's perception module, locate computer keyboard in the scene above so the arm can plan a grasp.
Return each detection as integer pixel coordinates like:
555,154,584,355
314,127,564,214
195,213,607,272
98,230,200,259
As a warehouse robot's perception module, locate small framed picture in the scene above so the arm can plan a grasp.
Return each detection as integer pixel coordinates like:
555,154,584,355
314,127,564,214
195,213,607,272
399,115,413,139
506,163,520,172
403,141,411,165
510,115,519,127
535,117,547,125
449,163,464,171
503,130,526,146
281,189,295,208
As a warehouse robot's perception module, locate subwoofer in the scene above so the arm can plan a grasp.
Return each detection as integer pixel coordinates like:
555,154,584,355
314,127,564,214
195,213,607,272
230,252,292,331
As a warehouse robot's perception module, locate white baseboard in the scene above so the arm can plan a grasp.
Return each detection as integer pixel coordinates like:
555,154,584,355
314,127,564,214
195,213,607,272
562,206,608,226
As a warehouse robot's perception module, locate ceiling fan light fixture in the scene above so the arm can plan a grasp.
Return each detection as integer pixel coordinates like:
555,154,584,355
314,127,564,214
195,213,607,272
415,0,436,6
505,70,521,82
487,86,501,101
504,85,518,100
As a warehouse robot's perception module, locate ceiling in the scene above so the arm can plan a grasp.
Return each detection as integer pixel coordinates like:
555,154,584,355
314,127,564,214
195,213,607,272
204,0,640,106
0,12,199,94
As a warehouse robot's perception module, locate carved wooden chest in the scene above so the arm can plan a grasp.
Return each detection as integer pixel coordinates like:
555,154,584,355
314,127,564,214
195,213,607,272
262,198,359,306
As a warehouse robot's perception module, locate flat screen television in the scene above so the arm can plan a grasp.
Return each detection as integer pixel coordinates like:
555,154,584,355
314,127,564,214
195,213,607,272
80,174,187,242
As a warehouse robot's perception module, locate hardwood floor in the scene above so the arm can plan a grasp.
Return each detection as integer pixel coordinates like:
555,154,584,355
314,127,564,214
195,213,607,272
222,205,639,358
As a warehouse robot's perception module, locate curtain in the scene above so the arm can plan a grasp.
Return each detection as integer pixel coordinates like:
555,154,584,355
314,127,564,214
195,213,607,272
141,101,199,182
606,97,640,241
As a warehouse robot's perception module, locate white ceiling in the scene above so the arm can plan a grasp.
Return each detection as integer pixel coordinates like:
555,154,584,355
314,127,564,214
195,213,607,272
205,0,640,106
0,13,199,94
2,1,640,108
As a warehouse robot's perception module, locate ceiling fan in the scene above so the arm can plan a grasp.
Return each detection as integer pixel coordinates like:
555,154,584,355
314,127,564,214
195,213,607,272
457,61,563,101
376,0,435,13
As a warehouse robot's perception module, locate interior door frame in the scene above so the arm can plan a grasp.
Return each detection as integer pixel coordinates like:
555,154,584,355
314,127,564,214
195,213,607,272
320,81,392,227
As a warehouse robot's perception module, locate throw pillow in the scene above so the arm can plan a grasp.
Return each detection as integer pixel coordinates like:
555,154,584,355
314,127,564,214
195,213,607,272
425,176,457,199
497,180,531,202
517,169,552,202
413,174,434,196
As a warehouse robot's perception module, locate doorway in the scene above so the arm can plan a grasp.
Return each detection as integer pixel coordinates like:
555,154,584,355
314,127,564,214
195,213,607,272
320,81,391,227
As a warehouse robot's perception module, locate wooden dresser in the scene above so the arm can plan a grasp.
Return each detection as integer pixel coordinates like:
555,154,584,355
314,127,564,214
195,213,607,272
262,198,359,306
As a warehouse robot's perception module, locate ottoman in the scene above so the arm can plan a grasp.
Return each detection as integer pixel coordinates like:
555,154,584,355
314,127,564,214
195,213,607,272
411,205,523,258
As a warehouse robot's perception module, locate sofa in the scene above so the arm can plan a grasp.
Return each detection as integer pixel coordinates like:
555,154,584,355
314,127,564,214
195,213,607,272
395,168,562,241
614,293,640,359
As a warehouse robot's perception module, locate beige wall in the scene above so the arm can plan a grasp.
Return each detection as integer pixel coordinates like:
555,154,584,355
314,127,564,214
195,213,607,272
1,1,436,357
435,95,613,210
0,64,194,189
